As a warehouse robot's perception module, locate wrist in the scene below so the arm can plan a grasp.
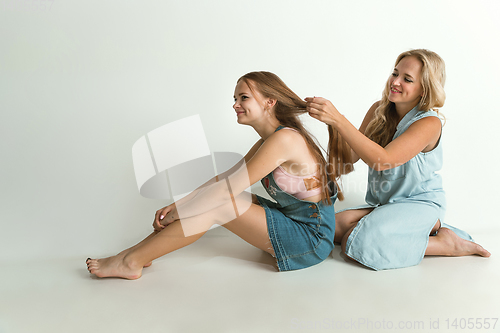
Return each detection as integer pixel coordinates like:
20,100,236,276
330,113,346,128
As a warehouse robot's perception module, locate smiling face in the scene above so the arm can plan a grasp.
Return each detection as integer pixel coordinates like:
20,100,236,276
233,79,272,126
388,55,424,112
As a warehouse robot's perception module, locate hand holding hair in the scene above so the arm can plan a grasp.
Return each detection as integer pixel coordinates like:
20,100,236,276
304,96,343,126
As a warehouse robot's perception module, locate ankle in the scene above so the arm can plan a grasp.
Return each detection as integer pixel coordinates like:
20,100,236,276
434,229,455,256
122,254,144,271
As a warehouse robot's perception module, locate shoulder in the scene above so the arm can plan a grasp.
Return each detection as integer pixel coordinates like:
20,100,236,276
365,101,381,120
372,100,382,109
405,112,442,151
359,101,382,133
411,111,442,128
257,128,299,154
416,110,440,120
270,127,304,143
407,114,442,135
263,127,307,157
411,115,441,126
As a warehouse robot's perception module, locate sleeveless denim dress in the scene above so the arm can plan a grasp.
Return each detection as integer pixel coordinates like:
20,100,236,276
255,126,338,271
343,107,473,270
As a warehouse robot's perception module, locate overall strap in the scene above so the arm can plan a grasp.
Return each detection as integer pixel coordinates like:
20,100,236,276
274,125,285,132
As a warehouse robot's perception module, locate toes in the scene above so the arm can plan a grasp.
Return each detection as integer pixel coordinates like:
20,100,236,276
464,240,491,257
86,259,99,274
88,265,98,274
477,245,491,257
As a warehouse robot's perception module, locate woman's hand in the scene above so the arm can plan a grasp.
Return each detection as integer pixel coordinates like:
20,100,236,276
153,204,179,231
304,97,343,126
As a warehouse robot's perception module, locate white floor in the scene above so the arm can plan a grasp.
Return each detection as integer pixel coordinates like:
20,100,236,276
1,228,499,333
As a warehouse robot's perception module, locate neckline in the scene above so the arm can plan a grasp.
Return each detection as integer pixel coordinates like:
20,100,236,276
396,106,420,131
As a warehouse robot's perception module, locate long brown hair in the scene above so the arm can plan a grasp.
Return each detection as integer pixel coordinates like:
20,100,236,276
365,49,447,147
238,71,353,203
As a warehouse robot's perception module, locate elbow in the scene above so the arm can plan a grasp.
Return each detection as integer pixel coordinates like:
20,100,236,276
370,160,393,172
369,151,393,171
372,165,388,172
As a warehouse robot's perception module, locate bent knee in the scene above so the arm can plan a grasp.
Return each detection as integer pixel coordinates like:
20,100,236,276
335,209,372,235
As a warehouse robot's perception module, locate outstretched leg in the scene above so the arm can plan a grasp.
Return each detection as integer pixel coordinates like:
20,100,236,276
87,194,273,279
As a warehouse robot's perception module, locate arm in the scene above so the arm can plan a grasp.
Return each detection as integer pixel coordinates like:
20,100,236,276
168,131,293,218
172,138,264,206
350,101,380,164
156,133,292,228
305,97,441,171
153,139,264,230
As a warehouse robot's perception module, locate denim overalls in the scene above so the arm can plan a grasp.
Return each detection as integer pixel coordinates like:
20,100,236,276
256,126,338,271
343,107,473,270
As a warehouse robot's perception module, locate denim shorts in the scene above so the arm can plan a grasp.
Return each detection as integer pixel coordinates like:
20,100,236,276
256,193,337,272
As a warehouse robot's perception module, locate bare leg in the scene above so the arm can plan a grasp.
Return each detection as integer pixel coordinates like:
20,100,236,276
87,194,273,279
334,208,373,243
426,226,491,257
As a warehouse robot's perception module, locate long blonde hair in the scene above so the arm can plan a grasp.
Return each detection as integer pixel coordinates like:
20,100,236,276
238,71,353,203
365,49,446,147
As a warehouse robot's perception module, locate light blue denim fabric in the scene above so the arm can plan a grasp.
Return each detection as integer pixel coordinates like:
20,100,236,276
344,107,473,270
256,126,337,271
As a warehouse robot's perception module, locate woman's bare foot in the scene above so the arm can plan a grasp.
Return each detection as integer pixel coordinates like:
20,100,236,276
430,228,491,257
86,253,143,280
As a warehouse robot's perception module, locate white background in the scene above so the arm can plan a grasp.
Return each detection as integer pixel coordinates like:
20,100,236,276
1,0,499,263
